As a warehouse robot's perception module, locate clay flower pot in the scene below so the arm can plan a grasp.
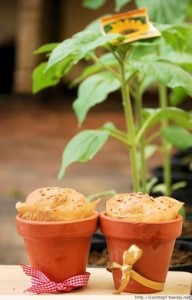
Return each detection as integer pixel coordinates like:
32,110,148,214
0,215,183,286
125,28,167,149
16,212,98,283
100,211,183,294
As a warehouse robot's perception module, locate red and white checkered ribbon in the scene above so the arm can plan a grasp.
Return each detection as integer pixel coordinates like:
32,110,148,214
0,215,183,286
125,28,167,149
20,264,90,294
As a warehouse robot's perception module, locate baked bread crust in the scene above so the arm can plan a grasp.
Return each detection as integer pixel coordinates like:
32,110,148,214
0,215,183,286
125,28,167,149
106,192,183,222
16,187,99,221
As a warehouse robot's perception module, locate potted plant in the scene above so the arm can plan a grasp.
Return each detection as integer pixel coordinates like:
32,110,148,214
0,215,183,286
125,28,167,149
16,187,99,293
31,0,192,294
33,0,192,197
100,192,183,294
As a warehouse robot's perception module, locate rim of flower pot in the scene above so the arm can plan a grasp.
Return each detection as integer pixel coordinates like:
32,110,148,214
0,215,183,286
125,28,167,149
16,211,99,239
100,211,182,225
99,211,183,241
16,211,99,225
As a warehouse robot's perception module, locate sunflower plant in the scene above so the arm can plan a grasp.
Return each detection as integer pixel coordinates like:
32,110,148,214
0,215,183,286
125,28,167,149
33,0,192,196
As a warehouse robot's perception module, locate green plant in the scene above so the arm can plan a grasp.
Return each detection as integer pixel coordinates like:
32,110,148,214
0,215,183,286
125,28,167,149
33,0,192,195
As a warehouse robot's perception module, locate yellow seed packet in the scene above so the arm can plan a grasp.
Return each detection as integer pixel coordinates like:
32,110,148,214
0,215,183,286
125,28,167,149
100,8,161,44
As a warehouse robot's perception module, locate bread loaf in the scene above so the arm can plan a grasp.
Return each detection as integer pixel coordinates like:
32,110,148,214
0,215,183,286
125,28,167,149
16,187,99,221
106,192,183,222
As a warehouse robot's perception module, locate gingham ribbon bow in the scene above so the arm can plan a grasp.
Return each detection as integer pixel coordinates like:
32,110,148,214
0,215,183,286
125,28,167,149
20,264,90,294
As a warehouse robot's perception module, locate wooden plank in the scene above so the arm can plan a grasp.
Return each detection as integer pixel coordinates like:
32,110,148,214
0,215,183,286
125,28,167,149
0,266,191,297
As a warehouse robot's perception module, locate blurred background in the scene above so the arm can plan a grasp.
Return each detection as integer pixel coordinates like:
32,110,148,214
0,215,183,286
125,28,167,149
0,0,136,265
0,0,191,266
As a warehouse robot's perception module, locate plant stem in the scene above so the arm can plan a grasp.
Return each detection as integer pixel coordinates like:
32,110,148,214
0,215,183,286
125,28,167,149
135,89,147,193
91,53,121,80
119,56,140,192
158,84,172,196
146,131,161,145
109,130,131,146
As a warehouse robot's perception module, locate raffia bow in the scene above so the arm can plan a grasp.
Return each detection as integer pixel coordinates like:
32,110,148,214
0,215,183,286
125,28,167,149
107,244,165,294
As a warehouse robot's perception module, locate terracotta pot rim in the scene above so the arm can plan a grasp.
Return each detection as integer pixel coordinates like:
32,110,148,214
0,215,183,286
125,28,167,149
100,210,182,225
16,211,99,225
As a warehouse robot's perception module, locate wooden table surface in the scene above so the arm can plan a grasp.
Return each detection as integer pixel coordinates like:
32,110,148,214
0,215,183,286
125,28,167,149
0,266,191,299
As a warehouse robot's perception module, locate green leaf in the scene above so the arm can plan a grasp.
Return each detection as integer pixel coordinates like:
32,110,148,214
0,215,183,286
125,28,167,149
146,177,158,194
161,25,192,52
131,60,192,97
46,31,99,70
115,0,132,12
150,177,186,197
178,206,186,220
130,43,158,64
162,30,185,52
137,108,192,141
172,181,187,192
144,145,157,159
151,183,166,194
169,87,189,106
187,0,192,19
100,122,117,131
87,189,116,202
100,122,129,145
71,53,118,86
131,38,161,48
161,126,192,150
34,43,58,54
33,63,55,93
151,181,187,195
138,75,156,95
82,0,106,9
157,24,192,53
84,18,101,33
46,31,122,71
73,71,121,125
58,129,109,179
32,58,73,93
136,0,188,24
159,49,192,72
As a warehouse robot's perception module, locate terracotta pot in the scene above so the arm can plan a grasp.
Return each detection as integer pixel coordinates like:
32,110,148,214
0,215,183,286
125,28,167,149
100,211,183,294
16,212,99,282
